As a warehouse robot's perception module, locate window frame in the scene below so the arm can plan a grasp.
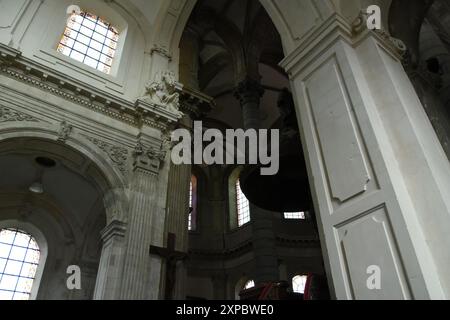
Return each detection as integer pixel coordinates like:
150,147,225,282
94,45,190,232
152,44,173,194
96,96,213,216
0,221,47,300
188,174,198,232
228,167,251,230
57,10,120,75
292,274,308,294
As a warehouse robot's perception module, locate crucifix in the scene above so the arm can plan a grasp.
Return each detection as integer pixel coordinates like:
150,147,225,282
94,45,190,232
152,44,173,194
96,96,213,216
149,232,187,300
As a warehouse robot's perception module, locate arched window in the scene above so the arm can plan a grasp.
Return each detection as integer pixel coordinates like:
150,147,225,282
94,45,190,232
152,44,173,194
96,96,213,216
228,168,251,229
236,180,250,227
57,10,119,74
292,275,308,294
244,280,255,290
188,175,198,231
284,212,306,220
0,228,41,300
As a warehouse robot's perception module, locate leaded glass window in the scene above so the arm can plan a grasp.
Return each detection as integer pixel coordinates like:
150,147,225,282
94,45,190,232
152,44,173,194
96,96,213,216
0,228,40,300
57,11,119,74
236,180,250,227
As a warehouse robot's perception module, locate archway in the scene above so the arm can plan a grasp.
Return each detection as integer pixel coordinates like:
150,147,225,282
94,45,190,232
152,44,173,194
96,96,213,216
0,127,127,299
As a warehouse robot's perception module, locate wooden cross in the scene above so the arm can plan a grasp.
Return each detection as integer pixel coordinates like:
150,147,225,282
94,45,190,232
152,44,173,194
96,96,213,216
149,232,187,300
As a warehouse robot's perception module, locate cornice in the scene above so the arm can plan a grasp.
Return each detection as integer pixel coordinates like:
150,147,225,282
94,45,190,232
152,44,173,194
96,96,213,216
0,44,181,132
280,13,407,79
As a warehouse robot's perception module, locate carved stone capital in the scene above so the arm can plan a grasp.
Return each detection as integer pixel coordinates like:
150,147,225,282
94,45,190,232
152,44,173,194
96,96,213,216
234,78,264,106
100,220,127,244
132,135,171,175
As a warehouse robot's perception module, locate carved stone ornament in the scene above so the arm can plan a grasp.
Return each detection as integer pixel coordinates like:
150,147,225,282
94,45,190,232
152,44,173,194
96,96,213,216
139,71,183,118
351,11,407,57
0,106,39,123
132,134,172,174
57,121,73,143
83,135,129,173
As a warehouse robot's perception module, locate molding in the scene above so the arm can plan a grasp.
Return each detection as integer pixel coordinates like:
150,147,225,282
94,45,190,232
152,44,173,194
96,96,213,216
179,85,215,119
0,44,181,132
81,134,130,173
150,44,172,61
0,105,40,123
280,13,407,78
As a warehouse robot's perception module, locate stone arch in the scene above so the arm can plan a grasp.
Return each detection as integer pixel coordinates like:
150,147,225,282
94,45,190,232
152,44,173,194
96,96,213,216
0,122,128,225
160,0,337,74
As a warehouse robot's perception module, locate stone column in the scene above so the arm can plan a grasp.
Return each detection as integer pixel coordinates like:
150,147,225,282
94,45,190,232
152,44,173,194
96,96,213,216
234,78,264,130
251,206,279,285
162,89,214,299
119,140,167,300
233,77,279,285
93,220,127,300
281,15,450,299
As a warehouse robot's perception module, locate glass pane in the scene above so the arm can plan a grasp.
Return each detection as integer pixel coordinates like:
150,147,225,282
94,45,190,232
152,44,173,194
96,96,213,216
0,290,14,300
9,246,27,261
87,48,100,60
24,250,40,264
0,275,18,290
89,40,103,52
70,50,85,62
0,243,11,258
16,277,33,293
4,260,23,276
92,32,106,43
79,26,93,38
0,230,16,244
0,258,6,271
20,263,37,278
12,292,30,300
95,24,107,36
84,56,98,69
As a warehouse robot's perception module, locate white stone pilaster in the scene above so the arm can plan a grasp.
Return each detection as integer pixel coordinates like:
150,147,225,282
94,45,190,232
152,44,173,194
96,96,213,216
281,14,450,299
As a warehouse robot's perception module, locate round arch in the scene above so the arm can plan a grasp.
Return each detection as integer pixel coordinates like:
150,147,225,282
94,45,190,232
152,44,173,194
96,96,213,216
0,122,128,224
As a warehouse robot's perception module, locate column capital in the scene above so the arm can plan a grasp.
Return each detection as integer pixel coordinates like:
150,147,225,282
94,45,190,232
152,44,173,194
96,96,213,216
234,77,264,106
132,135,171,175
100,219,127,244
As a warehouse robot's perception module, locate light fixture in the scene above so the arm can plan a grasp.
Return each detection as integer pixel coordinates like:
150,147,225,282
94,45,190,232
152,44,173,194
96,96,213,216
29,181,44,194
29,156,56,194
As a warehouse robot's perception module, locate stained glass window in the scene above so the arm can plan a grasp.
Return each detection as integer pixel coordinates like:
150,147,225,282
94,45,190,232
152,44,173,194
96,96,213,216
284,212,306,220
236,180,250,227
292,275,307,294
0,228,40,300
57,11,119,74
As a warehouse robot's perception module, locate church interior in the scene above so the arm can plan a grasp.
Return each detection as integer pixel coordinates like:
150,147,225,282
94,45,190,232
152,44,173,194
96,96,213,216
0,0,450,300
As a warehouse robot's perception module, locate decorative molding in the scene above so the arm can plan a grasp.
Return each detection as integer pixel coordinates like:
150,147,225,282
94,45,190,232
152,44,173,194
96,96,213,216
179,85,215,119
150,45,172,61
0,106,39,123
351,11,407,57
82,134,129,173
57,120,72,143
0,44,181,132
132,134,171,175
